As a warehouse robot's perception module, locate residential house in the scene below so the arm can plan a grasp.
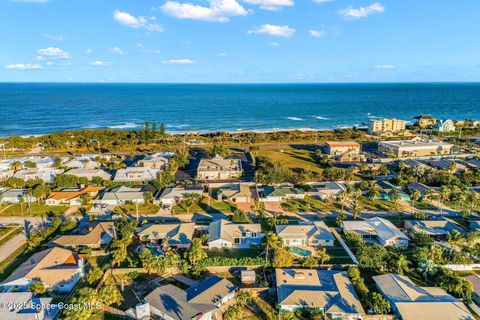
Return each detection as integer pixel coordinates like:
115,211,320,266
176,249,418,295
404,218,465,240
155,187,204,208
378,138,453,157
215,183,252,203
137,152,174,169
423,159,466,172
259,186,305,202
305,181,346,200
0,188,36,203
275,222,335,247
341,217,409,247
113,167,160,183
51,222,115,249
435,119,456,133
276,268,365,319
414,115,438,128
0,292,54,320
65,168,112,181
0,156,57,170
196,156,242,180
465,159,480,169
0,247,84,292
375,181,410,201
13,168,63,183
144,275,236,320
45,185,103,206
368,118,406,135
95,186,145,206
406,182,437,198
208,219,264,249
325,141,363,162
373,273,473,320
137,222,196,248
63,155,102,169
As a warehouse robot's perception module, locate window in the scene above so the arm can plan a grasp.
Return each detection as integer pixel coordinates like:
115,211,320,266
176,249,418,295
252,232,257,237
234,238,240,244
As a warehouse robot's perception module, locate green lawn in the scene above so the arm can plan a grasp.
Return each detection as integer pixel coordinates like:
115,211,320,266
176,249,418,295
282,196,342,213
358,197,401,212
172,199,237,214
0,204,68,217
113,203,160,216
0,226,23,247
257,148,323,173
325,244,354,265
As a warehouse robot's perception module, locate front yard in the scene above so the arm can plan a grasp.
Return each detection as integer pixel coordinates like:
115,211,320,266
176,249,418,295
172,198,237,215
0,203,68,217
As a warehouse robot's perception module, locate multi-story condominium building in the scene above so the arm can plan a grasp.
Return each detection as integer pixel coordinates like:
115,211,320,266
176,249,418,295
368,118,406,135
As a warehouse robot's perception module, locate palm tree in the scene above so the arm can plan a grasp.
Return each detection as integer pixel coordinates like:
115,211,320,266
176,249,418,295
338,191,350,214
388,188,401,204
317,248,331,265
410,190,421,213
395,254,409,275
417,258,437,281
367,184,382,200
439,185,451,214
412,165,425,182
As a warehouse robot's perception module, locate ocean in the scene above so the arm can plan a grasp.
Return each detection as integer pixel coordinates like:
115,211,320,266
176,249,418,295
1,83,480,137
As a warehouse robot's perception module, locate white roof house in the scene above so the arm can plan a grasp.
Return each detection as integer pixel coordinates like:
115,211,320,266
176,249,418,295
137,152,173,169
65,168,112,181
95,186,145,205
13,168,63,183
342,217,409,247
0,189,36,203
63,155,102,169
378,138,454,157
155,187,204,207
306,181,346,200
113,167,160,183
0,156,57,170
373,273,473,320
404,218,465,239
275,222,335,247
0,169,14,180
208,219,264,249
276,268,365,317
435,119,456,133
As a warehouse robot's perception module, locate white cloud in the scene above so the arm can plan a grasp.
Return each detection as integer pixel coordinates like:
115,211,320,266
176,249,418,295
159,0,249,23
313,0,334,3
309,29,326,38
110,47,126,55
248,24,295,38
86,48,93,54
4,63,42,70
37,47,71,59
270,41,280,46
162,59,196,65
339,2,384,20
243,0,294,11
375,64,395,69
217,52,227,57
113,10,163,32
89,60,113,66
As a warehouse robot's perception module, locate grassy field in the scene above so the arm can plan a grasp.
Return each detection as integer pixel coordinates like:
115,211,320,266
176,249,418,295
172,198,237,214
257,148,323,173
0,203,68,217
282,196,342,213
325,244,354,265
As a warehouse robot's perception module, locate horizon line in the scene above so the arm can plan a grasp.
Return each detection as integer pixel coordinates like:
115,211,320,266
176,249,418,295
1,81,480,85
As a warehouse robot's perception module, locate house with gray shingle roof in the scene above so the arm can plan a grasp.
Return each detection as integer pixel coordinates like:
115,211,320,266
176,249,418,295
404,218,465,240
137,222,196,248
208,219,263,249
276,268,364,317
144,275,236,320
374,273,473,320
259,186,305,202
275,222,335,247
341,217,409,247
95,186,145,206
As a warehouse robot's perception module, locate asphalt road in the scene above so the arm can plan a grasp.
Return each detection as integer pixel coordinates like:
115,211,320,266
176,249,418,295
0,232,26,264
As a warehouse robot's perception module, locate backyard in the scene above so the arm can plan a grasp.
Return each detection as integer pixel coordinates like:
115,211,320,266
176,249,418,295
172,198,237,215
256,148,323,174
0,203,68,217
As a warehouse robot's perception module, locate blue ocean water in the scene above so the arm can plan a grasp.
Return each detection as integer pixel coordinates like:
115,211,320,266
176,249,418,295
1,83,479,137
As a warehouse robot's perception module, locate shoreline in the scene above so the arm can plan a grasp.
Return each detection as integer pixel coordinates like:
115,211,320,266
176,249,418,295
2,125,367,140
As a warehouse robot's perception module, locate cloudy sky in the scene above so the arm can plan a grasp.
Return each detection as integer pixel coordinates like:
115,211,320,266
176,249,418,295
1,0,479,82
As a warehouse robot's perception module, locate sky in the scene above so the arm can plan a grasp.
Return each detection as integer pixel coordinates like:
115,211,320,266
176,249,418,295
0,0,479,83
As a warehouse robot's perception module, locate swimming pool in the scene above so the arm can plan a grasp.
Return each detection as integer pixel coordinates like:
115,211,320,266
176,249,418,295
290,247,312,257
